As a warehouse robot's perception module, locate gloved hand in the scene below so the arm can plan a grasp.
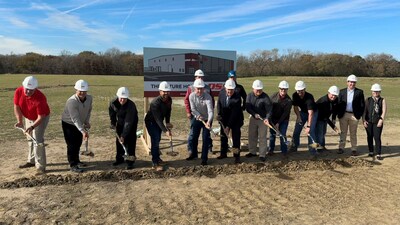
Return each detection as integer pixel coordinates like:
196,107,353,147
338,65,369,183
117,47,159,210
110,124,116,130
166,123,173,129
254,114,261,120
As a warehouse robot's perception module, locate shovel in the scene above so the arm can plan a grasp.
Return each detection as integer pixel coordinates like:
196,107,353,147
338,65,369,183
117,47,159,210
217,120,236,153
166,130,178,156
257,117,290,146
198,118,217,137
115,133,136,161
15,126,44,147
307,134,321,149
81,129,95,157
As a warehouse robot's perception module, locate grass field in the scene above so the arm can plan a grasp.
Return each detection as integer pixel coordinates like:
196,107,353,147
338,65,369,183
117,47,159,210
0,74,398,142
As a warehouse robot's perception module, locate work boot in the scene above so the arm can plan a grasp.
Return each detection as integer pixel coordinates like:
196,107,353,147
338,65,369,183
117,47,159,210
35,168,46,176
234,154,241,164
217,154,227,159
152,164,163,172
112,161,124,166
126,161,134,170
245,153,257,158
19,162,35,169
70,166,84,173
186,154,198,161
289,145,297,152
201,161,208,166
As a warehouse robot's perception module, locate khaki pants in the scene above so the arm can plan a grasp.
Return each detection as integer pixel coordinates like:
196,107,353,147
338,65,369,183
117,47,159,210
339,112,359,151
25,115,50,170
248,117,268,157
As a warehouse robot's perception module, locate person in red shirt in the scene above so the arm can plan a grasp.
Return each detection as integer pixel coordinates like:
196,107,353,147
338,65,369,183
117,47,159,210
14,76,50,175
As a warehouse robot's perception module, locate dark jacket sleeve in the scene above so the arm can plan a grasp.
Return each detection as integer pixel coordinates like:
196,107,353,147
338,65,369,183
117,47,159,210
108,98,118,126
121,101,139,139
151,98,168,132
227,95,243,128
245,93,256,117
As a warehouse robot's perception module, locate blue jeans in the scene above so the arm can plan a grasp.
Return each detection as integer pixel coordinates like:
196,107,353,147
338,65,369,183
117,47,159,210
315,120,327,147
292,110,318,154
269,120,289,153
187,116,212,152
146,121,162,165
189,120,211,162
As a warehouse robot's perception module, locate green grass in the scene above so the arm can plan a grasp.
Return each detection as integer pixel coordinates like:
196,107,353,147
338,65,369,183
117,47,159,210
0,74,398,142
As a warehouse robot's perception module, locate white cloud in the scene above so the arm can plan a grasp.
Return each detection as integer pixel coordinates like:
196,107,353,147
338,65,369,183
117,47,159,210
144,0,290,29
0,36,50,55
7,17,31,28
200,0,399,41
156,40,203,49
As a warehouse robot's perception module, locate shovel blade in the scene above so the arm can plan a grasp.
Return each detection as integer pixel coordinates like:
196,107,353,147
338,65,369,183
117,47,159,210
166,151,179,156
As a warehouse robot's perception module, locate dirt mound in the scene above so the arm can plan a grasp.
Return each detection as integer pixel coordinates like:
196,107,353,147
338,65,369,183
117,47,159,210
0,157,373,189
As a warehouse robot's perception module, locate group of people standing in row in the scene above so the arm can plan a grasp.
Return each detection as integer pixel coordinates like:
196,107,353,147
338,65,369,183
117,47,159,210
13,72,386,174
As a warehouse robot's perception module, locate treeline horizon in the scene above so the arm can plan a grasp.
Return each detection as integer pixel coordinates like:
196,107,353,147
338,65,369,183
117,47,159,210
1,47,399,77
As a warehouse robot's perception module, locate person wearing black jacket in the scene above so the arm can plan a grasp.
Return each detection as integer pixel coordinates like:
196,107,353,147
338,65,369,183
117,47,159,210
245,80,272,162
268,81,292,156
216,79,244,163
337,74,365,156
109,87,138,170
144,81,173,171
227,70,247,111
315,86,339,150
363,83,387,160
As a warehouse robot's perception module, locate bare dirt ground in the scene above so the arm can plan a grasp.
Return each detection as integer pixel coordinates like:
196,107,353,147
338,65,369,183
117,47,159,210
1,121,400,224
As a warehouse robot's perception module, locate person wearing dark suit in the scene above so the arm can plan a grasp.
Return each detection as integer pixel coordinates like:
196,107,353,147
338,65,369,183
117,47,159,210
216,79,244,164
337,74,365,156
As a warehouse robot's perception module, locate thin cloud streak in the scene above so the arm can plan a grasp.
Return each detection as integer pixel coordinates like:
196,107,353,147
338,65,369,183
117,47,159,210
62,0,100,14
200,0,398,41
144,0,291,29
121,0,137,30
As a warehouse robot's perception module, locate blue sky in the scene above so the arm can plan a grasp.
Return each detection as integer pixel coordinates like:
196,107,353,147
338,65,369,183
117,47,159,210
1,0,399,59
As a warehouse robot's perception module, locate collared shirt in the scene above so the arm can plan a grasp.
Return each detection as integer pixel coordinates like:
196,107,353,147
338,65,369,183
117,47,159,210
245,91,272,119
14,86,50,120
145,95,172,132
62,94,93,132
189,92,213,123
346,89,355,112
109,97,139,138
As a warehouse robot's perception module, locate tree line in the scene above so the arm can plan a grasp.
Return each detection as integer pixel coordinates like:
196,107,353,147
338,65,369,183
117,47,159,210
1,48,399,77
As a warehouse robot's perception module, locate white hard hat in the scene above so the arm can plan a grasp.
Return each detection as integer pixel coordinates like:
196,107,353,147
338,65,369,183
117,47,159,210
371,83,382,91
252,80,263,90
22,76,38,89
159,81,171,91
116,87,129,98
278,80,289,89
193,79,205,88
347,74,358,82
194,69,204,77
295,80,306,90
74,79,89,91
328,86,339,95
224,79,236,89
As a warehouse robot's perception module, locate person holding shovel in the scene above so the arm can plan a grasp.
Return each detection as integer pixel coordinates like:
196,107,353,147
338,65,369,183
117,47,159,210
216,79,244,164
363,83,387,160
268,81,292,156
184,69,214,155
61,80,93,173
145,81,173,171
109,87,138,170
315,86,340,151
187,79,214,165
289,81,319,159
14,76,50,175
245,80,272,162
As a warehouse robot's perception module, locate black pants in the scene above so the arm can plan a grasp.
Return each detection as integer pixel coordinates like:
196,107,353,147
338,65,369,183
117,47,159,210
220,123,241,157
62,121,83,167
115,124,137,164
365,122,383,155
